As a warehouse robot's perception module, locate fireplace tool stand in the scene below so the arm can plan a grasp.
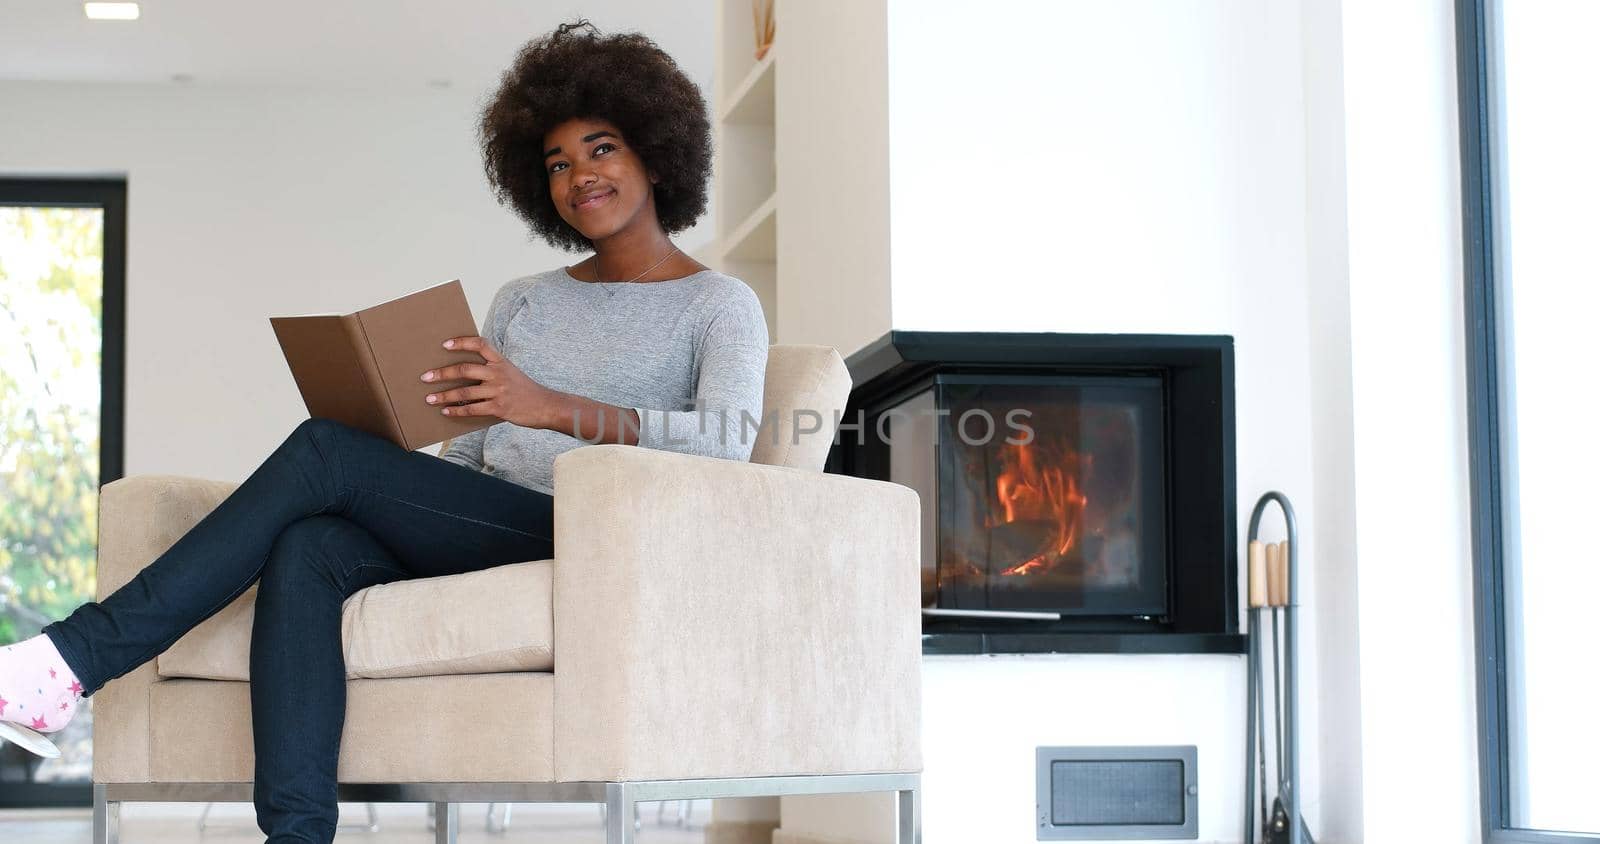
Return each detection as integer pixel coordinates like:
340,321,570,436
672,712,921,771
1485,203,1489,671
1243,491,1315,844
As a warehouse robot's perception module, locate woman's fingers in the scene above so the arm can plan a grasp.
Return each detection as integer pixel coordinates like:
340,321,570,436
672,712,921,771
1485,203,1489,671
425,384,497,408
438,396,495,416
441,335,503,363
420,361,493,384
423,336,506,385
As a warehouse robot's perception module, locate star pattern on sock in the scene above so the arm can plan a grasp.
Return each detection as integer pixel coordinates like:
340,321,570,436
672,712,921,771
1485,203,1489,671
1,634,84,736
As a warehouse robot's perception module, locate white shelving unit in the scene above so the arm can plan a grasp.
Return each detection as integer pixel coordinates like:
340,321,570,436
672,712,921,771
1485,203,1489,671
711,0,892,353
712,1,778,341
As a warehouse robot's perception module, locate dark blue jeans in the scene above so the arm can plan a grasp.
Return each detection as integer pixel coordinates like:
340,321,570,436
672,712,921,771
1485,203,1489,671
43,417,556,844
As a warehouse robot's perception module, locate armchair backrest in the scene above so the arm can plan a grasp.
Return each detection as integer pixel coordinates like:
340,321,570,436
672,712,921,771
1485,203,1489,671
747,344,853,473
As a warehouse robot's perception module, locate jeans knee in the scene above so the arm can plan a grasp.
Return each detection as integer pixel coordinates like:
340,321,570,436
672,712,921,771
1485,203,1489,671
290,417,348,453
279,418,355,501
260,516,355,592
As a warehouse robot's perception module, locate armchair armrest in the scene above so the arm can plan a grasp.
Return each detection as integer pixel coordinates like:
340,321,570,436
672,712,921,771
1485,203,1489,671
92,474,239,783
550,444,923,782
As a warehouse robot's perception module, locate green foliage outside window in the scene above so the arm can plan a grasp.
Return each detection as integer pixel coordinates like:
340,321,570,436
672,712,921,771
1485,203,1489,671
0,207,103,646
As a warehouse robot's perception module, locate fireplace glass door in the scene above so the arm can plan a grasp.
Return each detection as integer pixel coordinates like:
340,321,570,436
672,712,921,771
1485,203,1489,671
889,374,1169,617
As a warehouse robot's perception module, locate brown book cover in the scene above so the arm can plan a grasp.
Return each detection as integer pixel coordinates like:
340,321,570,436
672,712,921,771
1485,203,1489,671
270,279,498,450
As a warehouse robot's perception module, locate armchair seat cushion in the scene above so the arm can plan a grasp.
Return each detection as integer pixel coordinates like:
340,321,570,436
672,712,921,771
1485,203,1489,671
155,559,555,681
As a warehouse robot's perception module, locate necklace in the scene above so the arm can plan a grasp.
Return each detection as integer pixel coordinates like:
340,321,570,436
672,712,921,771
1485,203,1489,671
591,246,682,284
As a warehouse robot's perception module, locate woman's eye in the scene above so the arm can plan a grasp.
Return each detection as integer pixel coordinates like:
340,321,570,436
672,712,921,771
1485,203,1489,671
549,144,616,174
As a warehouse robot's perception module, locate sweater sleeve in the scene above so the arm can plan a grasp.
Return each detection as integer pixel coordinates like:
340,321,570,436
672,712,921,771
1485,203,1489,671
435,277,524,470
438,429,486,470
631,284,769,462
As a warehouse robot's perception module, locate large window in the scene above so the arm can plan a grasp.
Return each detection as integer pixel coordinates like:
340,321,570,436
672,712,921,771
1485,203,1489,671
1459,1,1600,840
0,178,126,808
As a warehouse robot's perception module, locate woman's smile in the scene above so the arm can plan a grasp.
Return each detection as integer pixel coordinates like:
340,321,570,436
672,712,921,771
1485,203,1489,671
574,189,615,212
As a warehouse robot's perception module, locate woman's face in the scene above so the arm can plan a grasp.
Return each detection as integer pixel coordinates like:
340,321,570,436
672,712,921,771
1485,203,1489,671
543,116,657,243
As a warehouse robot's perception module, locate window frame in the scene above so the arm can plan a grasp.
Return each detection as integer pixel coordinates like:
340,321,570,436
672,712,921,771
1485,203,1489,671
1456,2,1600,841
0,176,127,809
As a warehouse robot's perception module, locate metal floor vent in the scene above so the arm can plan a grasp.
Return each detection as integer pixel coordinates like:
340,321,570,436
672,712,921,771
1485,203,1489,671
1036,745,1198,840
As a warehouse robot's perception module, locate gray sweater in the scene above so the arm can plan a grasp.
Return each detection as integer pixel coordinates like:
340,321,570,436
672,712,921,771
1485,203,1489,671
438,267,769,496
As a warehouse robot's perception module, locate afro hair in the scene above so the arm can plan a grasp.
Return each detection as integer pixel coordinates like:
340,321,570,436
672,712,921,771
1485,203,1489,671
479,20,713,252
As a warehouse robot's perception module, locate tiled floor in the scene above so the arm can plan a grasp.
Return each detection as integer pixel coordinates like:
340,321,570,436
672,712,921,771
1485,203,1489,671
0,801,710,843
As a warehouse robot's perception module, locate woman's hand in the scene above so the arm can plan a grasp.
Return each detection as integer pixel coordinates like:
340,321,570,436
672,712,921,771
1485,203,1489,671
421,336,555,429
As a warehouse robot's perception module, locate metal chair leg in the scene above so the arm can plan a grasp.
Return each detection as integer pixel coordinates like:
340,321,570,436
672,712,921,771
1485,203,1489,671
433,802,458,844
897,784,921,844
93,784,120,844
605,783,636,844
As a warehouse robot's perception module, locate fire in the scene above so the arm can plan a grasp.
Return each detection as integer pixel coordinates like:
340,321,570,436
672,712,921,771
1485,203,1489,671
993,440,1089,576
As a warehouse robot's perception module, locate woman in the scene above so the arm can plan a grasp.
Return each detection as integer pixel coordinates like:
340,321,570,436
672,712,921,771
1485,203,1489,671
0,19,766,843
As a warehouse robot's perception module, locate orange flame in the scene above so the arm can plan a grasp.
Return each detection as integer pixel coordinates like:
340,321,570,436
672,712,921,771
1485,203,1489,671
994,440,1089,576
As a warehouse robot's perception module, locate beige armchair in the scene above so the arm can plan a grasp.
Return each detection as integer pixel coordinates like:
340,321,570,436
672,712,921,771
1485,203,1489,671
87,344,923,844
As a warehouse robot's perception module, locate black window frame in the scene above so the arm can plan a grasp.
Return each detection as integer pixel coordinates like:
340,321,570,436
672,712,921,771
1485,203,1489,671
0,176,128,809
1456,2,1600,841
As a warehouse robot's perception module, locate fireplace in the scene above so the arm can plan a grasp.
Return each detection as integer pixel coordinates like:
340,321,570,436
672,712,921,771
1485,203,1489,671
826,331,1243,655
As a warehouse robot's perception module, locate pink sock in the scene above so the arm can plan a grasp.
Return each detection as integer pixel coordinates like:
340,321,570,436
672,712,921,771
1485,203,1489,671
0,634,84,733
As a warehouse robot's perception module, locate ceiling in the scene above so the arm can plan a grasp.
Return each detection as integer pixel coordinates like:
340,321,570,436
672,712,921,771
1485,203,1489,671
0,0,715,93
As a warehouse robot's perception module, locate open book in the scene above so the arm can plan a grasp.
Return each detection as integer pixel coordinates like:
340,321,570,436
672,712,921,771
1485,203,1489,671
270,279,497,450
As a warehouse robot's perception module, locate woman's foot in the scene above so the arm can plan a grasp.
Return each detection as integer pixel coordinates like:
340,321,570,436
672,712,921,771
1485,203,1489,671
0,634,84,758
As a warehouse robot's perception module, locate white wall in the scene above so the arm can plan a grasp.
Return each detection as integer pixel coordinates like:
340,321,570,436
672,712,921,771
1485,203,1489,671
1299,0,1365,839
0,81,716,482
1340,0,1481,840
780,2,1480,840
873,2,1320,842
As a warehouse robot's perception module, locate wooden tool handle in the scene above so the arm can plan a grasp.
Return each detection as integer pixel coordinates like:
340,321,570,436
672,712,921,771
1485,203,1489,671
1248,540,1267,608
1265,541,1283,607
1277,540,1291,606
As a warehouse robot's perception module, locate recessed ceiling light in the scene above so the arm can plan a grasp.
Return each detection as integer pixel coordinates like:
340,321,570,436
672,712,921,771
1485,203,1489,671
84,2,140,20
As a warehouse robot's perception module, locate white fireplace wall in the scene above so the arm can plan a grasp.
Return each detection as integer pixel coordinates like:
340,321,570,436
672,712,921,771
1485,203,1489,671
891,1,1317,842
785,1,1325,842
782,0,1481,841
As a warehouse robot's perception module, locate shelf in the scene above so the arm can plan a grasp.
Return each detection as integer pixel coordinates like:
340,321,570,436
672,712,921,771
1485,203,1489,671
720,45,775,125
722,191,777,262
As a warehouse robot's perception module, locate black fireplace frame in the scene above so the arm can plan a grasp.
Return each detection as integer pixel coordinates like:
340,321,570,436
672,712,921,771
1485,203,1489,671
826,330,1244,655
